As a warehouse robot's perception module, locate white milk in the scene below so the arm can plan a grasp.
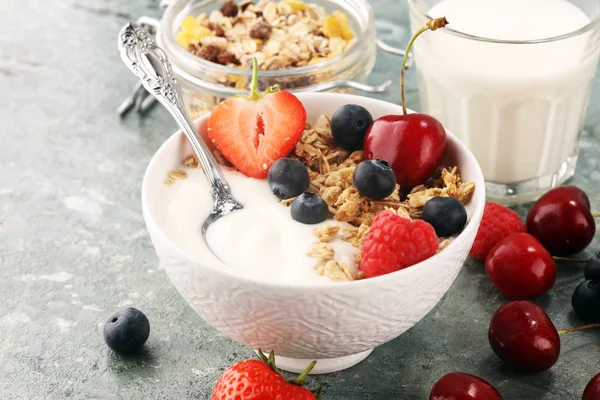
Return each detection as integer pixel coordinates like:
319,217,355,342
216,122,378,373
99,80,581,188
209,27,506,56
157,167,359,285
413,0,598,184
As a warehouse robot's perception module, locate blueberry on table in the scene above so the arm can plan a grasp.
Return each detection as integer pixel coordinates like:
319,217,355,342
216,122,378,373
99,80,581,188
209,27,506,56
103,308,150,354
290,191,329,224
330,104,373,151
585,253,600,280
352,159,396,200
421,196,468,237
572,280,600,322
268,158,310,200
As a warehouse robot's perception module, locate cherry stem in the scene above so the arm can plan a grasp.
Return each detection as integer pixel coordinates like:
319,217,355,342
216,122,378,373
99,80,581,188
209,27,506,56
400,17,449,115
553,256,587,263
558,323,600,335
593,212,600,218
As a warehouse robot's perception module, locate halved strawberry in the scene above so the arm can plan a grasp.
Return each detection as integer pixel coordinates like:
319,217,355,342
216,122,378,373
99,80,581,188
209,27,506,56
207,59,307,179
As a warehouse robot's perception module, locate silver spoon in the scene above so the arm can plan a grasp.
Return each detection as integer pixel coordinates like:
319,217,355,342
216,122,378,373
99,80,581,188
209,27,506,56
118,23,243,249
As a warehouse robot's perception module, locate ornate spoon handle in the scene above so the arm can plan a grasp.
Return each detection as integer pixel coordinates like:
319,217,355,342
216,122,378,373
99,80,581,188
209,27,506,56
118,23,234,201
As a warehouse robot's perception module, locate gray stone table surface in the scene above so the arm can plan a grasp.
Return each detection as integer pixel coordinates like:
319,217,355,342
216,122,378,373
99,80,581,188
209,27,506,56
1,0,600,399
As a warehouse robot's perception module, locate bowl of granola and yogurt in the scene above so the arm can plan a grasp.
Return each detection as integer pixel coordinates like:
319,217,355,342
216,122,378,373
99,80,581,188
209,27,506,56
142,92,485,374
150,0,377,118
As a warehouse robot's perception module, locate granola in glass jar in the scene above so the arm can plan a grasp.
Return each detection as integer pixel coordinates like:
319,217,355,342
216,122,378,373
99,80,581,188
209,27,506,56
176,0,357,71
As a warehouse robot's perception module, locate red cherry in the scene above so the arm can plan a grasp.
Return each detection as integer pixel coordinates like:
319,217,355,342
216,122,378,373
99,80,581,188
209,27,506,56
583,373,600,400
488,301,560,372
363,114,447,187
485,233,556,300
526,186,595,256
430,372,503,400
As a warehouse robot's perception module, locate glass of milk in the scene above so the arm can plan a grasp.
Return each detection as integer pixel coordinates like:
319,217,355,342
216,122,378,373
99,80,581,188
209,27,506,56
408,0,600,204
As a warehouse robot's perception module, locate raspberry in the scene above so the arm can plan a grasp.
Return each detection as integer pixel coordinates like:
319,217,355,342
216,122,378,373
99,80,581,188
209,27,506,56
470,202,526,260
360,211,439,278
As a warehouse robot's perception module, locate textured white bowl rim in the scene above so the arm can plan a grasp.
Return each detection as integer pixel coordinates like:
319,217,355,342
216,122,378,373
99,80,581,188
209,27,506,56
142,92,486,291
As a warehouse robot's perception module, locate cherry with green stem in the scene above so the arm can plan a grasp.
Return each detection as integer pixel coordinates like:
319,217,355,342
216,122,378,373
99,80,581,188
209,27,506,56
363,17,449,187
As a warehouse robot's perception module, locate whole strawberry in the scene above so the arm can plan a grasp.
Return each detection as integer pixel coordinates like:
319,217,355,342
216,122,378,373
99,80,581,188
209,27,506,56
211,350,318,400
469,202,526,260
360,211,439,278
208,58,307,179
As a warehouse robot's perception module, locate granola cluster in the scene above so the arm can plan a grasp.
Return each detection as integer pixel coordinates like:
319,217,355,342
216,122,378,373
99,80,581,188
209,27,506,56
176,0,356,71
309,226,363,281
164,169,188,186
283,115,475,281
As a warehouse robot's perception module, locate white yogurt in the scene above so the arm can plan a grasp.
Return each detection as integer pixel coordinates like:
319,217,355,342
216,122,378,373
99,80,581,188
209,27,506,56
413,0,598,184
158,167,359,285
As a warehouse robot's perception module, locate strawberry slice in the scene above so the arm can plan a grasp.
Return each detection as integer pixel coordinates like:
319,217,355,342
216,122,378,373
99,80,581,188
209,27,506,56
207,59,307,179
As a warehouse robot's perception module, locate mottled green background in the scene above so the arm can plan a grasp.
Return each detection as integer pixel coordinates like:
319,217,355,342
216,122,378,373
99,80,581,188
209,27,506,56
1,0,599,398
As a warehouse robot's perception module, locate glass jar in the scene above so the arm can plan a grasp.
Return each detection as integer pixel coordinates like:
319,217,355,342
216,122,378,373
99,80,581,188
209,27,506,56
152,0,377,118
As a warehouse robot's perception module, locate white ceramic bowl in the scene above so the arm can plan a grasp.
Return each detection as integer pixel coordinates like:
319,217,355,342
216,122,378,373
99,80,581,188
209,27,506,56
142,93,486,374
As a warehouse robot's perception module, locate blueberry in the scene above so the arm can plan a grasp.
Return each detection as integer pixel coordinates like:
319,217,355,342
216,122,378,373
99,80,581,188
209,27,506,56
290,191,328,224
103,308,150,354
331,104,373,151
421,196,468,237
268,158,310,200
572,280,600,322
352,159,396,200
584,253,600,280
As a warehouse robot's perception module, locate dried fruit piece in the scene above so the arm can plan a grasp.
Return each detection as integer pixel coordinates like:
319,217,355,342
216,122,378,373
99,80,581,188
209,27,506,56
332,11,353,40
191,26,215,41
208,22,225,37
197,45,221,63
176,32,194,48
249,20,272,40
220,0,239,17
181,15,199,32
178,16,214,47
308,57,325,65
283,0,308,12
323,16,341,38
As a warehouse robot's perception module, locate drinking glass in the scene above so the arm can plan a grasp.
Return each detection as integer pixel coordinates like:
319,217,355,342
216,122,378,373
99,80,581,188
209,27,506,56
408,0,600,204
